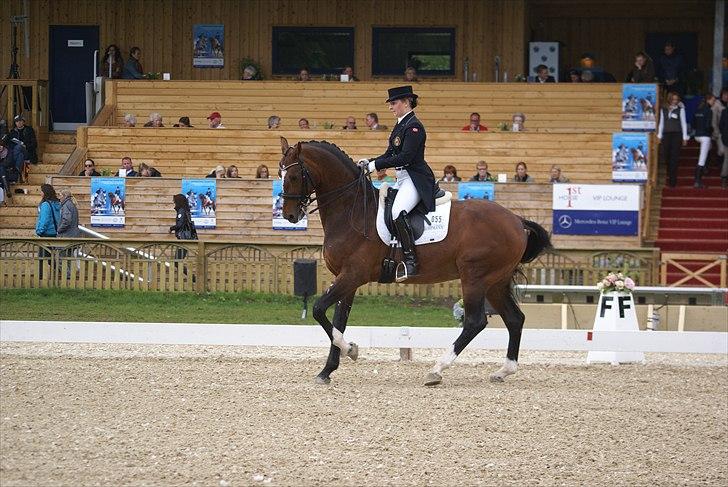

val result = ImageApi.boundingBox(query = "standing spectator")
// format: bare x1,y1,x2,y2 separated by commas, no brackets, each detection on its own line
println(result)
123,47,144,79
101,44,124,79
470,160,493,181
138,162,162,177
173,116,193,128
568,69,581,82
462,113,488,132
513,161,534,182
439,165,461,182
657,91,689,188
404,66,418,82
268,115,281,129
226,165,240,178
79,158,101,176
10,114,37,164
206,165,226,178
298,68,311,81
656,41,686,95
123,113,137,127
529,64,555,83
711,90,726,181
343,116,357,130
341,66,358,81
143,112,164,127
720,107,728,188
255,164,270,178
169,193,197,242
298,118,310,129
511,112,526,132
625,51,655,83
35,184,61,237
691,95,713,188
57,189,80,238
116,156,139,177
207,112,225,129
549,165,570,183
365,112,387,131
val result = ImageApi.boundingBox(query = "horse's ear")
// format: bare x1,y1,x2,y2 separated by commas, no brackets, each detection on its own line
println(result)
294,142,302,158
280,137,289,155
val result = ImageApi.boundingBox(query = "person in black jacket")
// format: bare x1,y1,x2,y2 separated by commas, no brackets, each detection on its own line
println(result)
358,85,438,282
169,193,197,263
9,115,37,164
691,95,713,188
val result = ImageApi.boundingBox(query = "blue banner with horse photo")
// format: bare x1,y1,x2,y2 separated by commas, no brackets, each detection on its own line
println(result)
612,132,649,182
621,84,657,131
181,179,216,228
457,181,495,201
193,24,224,68
272,179,307,230
90,177,126,227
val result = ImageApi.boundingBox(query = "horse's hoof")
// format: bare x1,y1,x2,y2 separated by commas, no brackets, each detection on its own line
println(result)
489,372,505,383
314,375,331,385
347,342,359,361
424,372,442,386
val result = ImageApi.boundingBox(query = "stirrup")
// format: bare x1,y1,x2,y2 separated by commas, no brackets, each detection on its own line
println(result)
395,261,418,282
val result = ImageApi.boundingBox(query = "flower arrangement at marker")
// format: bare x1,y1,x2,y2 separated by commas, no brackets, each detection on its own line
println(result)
596,272,635,294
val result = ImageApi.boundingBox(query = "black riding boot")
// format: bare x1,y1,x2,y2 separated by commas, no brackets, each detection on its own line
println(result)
694,165,705,188
394,210,419,282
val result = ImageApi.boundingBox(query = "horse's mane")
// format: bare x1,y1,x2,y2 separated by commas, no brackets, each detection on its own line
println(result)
303,140,360,177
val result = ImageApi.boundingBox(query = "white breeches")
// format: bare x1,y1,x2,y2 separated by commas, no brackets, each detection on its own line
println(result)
392,169,420,216
695,136,711,167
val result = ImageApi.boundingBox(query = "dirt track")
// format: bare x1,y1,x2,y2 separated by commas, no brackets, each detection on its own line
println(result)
1,344,726,486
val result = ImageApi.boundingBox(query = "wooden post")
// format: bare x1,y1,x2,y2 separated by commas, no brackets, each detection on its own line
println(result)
195,240,206,293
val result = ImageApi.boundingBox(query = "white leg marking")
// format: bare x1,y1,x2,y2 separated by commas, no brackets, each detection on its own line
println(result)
332,328,349,354
431,345,457,375
490,358,518,382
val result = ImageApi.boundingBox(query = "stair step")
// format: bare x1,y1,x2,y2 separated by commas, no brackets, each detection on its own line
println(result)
48,132,76,144
42,153,70,164
661,187,728,198
43,142,75,153
656,239,728,252
660,195,728,207
659,217,728,229
657,207,728,219
657,228,728,240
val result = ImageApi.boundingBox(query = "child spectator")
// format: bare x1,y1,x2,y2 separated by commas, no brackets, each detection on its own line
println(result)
79,158,101,176
513,161,533,182
439,165,462,182
470,160,494,181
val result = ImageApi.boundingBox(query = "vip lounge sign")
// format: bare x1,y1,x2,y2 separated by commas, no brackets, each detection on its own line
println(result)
552,184,640,236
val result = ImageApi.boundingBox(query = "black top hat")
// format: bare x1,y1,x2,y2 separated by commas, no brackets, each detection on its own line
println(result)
386,85,418,103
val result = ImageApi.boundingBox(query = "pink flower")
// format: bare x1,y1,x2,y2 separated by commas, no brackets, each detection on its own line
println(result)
624,277,635,290
602,278,611,287
607,274,617,284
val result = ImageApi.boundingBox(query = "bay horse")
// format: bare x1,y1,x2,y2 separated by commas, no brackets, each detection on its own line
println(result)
278,137,551,386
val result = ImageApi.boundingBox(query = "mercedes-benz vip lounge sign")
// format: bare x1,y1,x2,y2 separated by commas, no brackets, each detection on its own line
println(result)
552,184,640,236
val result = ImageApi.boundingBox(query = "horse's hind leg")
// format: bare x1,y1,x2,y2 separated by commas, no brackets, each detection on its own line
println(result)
486,282,524,382
316,291,355,385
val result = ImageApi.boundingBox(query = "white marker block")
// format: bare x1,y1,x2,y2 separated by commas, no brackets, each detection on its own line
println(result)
587,291,645,365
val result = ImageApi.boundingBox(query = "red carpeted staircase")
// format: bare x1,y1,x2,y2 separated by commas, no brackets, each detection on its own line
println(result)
656,143,728,286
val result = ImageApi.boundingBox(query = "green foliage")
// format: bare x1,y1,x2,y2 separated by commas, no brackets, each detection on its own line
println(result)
496,121,511,131
322,121,336,129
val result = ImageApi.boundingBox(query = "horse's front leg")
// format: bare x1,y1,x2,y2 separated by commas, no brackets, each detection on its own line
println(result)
316,291,355,385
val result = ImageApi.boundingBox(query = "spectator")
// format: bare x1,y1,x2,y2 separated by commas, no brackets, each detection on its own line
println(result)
580,70,595,83
79,158,101,176
720,106,728,188
298,118,310,129
298,68,311,82
511,112,526,132
711,89,726,182
143,112,164,127
206,165,226,178
578,53,615,82
529,64,555,83
169,193,197,242
207,112,225,129
549,165,570,183
268,115,281,129
568,69,581,82
101,44,124,79
656,41,686,95
513,161,533,182
122,47,144,79
439,165,462,182
343,116,357,130
625,51,655,83
470,160,494,182
404,66,418,82
341,66,358,81
242,64,258,80
462,112,488,132
173,116,193,128
365,112,387,131
10,114,37,164
116,156,138,177
35,183,61,237
138,162,162,177
4,128,29,180
123,113,137,127
226,165,240,178
691,95,713,188
657,91,689,188
57,188,80,238
0,135,20,197
255,164,270,178
374,168,395,183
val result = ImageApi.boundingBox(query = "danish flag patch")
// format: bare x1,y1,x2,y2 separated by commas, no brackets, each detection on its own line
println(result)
411,127,419,132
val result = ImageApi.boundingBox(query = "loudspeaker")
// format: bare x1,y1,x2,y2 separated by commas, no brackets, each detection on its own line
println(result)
293,259,317,297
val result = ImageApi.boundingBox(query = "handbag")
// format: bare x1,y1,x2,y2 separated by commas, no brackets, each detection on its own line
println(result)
178,212,198,240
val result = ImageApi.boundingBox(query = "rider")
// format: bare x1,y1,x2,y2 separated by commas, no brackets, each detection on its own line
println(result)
358,85,438,282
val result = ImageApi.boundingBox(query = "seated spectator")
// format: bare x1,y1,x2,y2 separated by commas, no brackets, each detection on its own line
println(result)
568,69,581,82
35,184,61,237
256,164,270,178
470,160,494,181
226,165,240,178
122,47,144,79
365,113,387,131
4,128,30,180
173,116,193,128
343,116,357,130
116,156,138,177
513,161,533,182
298,68,311,81
511,112,526,132
341,66,358,81
10,115,37,164
79,158,101,176
102,44,124,79
123,113,137,127
242,64,258,80
529,64,555,83
139,162,162,177
0,135,20,197
206,165,227,179
143,112,164,127
580,70,595,82
207,112,225,129
298,118,310,129
268,115,281,129
626,51,655,83
57,188,80,238
549,165,570,183
463,112,488,132
578,52,616,82
439,165,462,182
404,66,418,82
374,168,395,183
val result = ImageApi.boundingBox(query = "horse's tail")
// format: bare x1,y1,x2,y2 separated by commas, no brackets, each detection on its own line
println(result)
520,219,552,264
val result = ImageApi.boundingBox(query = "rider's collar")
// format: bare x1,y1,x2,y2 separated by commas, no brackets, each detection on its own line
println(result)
397,110,413,124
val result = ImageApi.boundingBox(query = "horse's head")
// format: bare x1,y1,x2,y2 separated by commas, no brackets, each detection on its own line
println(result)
278,137,312,224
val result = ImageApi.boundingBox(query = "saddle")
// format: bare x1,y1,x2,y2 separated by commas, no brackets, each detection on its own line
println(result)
382,186,447,241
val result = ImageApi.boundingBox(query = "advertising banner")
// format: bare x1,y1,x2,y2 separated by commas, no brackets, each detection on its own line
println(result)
90,177,126,227
457,182,495,201
273,180,307,230
612,132,649,182
621,84,657,131
552,184,640,236
193,24,224,68
181,179,216,228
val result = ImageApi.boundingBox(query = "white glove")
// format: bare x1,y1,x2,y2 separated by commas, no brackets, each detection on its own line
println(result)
357,159,371,172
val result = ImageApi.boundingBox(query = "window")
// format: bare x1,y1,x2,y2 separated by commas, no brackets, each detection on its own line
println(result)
272,27,354,75
372,27,455,76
